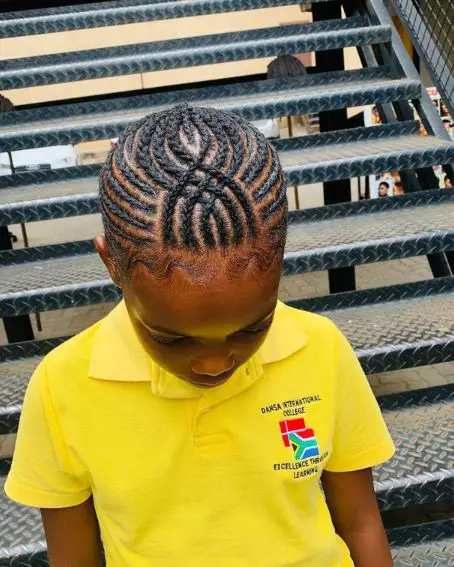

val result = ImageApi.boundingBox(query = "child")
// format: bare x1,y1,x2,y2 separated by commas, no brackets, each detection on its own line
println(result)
6,105,395,567
393,181,405,197
377,181,390,198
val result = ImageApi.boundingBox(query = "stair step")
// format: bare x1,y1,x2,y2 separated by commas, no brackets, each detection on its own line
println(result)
1,372,452,512
1,190,454,314
0,509,451,567
2,122,452,223
0,0,331,38
0,172,100,224
290,277,454,374
1,277,454,433
0,476,46,566
0,67,420,151
4,122,453,225
0,513,452,567
389,520,454,567
0,356,38,434
0,338,78,437
285,188,454,273
0,17,389,90
376,384,454,511
0,243,116,318
0,389,452,565
278,130,454,186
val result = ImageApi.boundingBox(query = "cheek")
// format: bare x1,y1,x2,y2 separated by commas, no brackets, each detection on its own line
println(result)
138,334,188,369
229,333,269,362
132,326,182,368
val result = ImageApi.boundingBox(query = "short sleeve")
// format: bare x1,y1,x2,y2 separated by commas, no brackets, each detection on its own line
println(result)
325,326,395,473
5,359,91,508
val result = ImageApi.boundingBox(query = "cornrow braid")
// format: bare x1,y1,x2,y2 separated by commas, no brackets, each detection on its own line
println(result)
99,104,287,274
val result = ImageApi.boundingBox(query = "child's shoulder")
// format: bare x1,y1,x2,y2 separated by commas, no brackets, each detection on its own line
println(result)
41,315,106,382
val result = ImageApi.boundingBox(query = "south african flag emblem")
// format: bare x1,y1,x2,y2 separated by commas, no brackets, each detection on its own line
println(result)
280,418,320,461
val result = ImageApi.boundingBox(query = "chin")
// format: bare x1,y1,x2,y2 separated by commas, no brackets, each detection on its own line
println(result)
182,368,237,389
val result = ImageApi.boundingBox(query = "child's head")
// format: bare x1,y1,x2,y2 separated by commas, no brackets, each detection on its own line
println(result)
96,105,287,388
393,180,404,196
378,181,390,197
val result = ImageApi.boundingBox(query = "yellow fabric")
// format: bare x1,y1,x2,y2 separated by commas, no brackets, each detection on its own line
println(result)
6,300,394,567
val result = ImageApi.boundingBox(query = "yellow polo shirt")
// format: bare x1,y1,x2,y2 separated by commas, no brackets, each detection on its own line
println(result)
6,300,394,567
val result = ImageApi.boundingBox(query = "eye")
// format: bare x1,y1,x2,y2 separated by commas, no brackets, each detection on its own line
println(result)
233,318,273,337
149,333,186,345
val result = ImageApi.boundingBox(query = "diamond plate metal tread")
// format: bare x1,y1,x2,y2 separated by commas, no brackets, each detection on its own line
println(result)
0,251,121,317
284,190,454,273
375,384,454,511
276,119,421,151
0,478,46,567
389,519,454,548
288,187,454,222
0,240,96,267
0,359,452,523
0,68,420,152
2,122,417,224
1,329,453,516
0,357,40,435
0,165,99,190
0,364,453,562
0,176,99,225
0,337,68,364
393,539,454,566
2,187,454,300
0,66,396,128
0,514,452,567
0,258,453,370
0,339,66,434
289,277,454,373
0,121,414,188
0,18,390,90
0,510,451,567
322,284,454,375
5,122,453,225
289,275,454,313
0,0,330,38
279,133,454,185
390,520,454,567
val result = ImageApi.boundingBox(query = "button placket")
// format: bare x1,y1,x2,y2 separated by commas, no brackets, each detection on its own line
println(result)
194,398,213,428
192,398,208,440
193,397,231,449
192,361,262,448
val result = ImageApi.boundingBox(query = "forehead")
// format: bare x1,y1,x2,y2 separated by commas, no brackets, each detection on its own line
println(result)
123,259,280,336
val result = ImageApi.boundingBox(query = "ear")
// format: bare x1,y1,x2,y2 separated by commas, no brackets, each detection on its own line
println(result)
94,235,122,288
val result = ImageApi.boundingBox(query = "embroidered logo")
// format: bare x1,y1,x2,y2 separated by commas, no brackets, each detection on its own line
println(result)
280,418,320,461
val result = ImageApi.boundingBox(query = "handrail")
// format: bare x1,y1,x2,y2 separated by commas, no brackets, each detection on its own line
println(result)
390,0,454,119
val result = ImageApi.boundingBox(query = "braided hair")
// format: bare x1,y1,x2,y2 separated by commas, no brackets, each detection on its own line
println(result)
99,105,287,279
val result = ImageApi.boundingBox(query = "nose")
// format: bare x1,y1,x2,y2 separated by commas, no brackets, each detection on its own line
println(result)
191,355,235,377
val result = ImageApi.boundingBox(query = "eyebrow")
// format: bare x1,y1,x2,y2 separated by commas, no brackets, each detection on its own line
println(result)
142,306,276,338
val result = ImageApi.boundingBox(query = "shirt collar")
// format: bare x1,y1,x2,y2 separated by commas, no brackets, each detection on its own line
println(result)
89,299,307,399
258,300,308,365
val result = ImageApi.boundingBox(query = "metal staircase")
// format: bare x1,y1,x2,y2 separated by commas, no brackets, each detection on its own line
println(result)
0,0,453,565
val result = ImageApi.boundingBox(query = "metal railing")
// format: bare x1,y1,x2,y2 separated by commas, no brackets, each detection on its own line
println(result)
391,0,454,119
